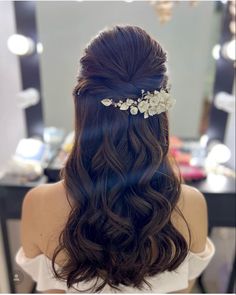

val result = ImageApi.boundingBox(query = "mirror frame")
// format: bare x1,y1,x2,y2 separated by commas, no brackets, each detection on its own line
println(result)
14,1,44,138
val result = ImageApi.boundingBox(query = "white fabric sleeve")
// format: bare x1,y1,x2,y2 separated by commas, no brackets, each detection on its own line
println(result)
188,237,215,280
15,247,68,291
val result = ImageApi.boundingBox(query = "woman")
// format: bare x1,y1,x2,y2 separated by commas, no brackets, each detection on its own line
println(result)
16,25,215,293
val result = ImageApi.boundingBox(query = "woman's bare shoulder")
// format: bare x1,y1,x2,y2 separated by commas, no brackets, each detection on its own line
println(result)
23,180,71,211
24,180,66,200
177,184,208,214
175,184,208,252
21,181,72,257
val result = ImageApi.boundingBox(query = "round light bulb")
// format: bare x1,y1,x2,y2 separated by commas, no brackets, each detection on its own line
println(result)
208,143,231,164
7,34,35,56
37,42,43,54
222,39,236,61
212,44,221,60
229,21,236,35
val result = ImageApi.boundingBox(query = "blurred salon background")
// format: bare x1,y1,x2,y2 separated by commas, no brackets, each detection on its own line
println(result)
0,0,235,293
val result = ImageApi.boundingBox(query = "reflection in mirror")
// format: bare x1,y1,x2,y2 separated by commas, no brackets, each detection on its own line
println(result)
36,1,222,138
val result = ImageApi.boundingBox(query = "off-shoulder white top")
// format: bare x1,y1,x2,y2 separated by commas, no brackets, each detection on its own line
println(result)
15,237,215,293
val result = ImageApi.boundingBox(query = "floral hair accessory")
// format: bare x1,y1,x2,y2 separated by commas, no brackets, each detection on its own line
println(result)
100,88,176,119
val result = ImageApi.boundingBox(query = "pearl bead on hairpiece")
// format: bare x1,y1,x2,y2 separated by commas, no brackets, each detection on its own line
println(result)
100,88,176,119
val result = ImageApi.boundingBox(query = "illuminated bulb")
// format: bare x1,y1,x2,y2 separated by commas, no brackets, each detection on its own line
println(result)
229,2,236,15
220,0,228,4
214,92,235,113
206,174,227,192
222,39,236,61
124,0,134,2
7,34,35,56
37,42,43,54
212,44,221,60
229,21,236,34
208,144,231,164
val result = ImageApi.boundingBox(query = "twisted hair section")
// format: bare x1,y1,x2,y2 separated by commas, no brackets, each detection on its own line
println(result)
52,25,190,292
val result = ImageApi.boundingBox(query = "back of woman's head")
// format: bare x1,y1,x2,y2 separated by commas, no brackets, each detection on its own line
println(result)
52,25,190,292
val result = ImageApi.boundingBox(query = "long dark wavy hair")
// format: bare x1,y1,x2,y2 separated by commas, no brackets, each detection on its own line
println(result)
52,25,191,293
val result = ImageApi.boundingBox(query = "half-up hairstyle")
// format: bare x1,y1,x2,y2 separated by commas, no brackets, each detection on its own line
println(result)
52,25,191,292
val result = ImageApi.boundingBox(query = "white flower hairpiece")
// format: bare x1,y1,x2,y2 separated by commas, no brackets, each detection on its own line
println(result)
100,88,176,119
